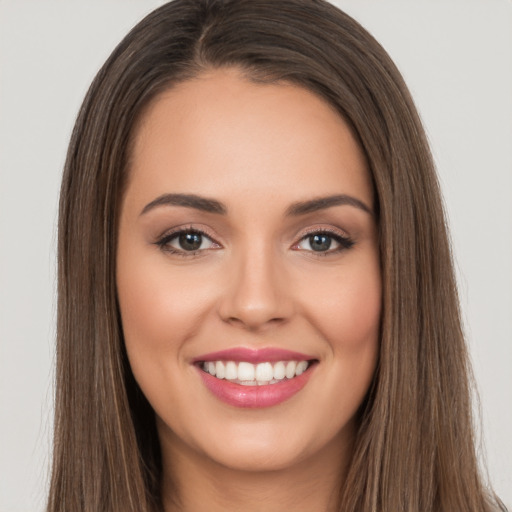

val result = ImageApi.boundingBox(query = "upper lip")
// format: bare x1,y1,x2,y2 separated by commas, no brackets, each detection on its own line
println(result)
192,347,316,364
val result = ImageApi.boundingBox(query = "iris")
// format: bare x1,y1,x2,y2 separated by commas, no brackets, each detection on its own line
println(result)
309,234,332,252
179,232,202,251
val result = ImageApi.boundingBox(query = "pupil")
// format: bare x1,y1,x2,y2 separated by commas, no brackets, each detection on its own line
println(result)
179,232,202,251
310,234,331,252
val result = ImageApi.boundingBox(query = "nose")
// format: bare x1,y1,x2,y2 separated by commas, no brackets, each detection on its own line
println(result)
217,243,294,331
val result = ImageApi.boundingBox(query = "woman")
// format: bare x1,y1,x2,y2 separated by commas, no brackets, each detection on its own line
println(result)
47,0,505,510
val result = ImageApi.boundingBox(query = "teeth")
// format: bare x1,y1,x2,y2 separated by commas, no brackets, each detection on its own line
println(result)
296,361,308,375
285,361,296,379
238,361,255,381
201,360,311,385
215,361,225,379
225,361,237,380
255,362,273,381
273,361,285,380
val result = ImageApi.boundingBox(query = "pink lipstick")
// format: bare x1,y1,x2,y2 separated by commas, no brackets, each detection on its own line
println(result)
193,347,313,364
193,348,317,408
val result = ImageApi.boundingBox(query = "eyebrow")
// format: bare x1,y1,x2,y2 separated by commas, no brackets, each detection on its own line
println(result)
140,193,227,216
140,193,373,217
284,194,373,217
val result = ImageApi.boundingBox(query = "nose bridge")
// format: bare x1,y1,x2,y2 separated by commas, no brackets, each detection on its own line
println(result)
218,236,292,330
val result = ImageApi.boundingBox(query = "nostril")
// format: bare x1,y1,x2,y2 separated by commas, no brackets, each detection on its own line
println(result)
224,314,287,331
216,259,295,329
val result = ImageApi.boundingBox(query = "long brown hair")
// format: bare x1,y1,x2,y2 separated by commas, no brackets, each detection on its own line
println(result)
48,1,504,510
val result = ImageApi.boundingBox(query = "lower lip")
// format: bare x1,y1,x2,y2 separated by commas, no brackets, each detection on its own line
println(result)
196,364,315,408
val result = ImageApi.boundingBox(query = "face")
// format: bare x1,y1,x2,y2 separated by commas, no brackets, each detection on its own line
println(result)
117,68,381,474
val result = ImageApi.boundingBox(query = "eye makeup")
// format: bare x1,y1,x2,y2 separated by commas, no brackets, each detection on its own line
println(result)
154,224,355,258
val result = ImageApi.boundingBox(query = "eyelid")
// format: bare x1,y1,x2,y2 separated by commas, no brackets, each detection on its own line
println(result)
295,225,350,240
154,224,223,255
291,226,354,253
153,223,354,257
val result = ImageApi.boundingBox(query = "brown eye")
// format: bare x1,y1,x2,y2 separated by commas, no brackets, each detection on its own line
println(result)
178,232,203,251
157,229,219,255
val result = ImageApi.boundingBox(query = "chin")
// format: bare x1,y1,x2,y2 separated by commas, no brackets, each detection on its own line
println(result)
205,437,308,473
157,409,353,476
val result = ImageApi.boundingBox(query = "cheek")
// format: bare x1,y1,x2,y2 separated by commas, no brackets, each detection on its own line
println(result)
332,271,381,353
116,257,219,434
299,254,381,355
118,268,176,357
296,253,381,415
117,245,218,348
116,246,210,393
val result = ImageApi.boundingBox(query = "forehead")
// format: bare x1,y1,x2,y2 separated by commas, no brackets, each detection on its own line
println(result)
127,68,372,211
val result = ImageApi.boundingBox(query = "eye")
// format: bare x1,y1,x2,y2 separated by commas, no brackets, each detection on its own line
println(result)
156,229,220,255
294,231,354,254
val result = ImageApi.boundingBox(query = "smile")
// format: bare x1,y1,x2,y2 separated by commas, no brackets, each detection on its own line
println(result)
193,348,318,408
200,360,311,385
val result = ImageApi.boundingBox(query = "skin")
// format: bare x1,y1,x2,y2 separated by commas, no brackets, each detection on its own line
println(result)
117,68,381,512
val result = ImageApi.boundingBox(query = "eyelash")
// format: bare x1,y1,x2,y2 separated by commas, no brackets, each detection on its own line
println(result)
155,226,218,257
294,228,354,256
154,226,354,257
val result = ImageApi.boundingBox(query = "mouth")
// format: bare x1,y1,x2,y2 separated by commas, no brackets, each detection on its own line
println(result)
197,359,315,386
193,348,318,408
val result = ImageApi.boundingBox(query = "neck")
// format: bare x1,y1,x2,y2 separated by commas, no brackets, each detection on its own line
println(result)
160,427,354,512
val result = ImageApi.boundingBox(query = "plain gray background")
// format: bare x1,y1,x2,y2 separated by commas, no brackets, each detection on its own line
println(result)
1,1,511,510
